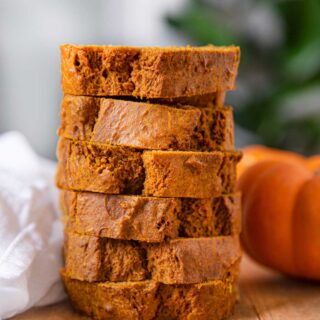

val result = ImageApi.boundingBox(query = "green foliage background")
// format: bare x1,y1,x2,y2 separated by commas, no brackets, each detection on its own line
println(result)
166,0,320,154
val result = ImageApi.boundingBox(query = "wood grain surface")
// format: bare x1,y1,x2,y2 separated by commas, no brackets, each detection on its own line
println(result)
11,255,320,320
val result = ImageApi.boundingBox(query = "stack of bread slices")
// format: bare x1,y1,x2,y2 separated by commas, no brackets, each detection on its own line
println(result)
57,44,241,320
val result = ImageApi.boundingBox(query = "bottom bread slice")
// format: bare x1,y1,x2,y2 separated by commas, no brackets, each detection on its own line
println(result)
62,270,237,320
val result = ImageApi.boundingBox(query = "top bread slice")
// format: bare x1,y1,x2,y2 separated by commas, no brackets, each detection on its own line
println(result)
61,44,240,98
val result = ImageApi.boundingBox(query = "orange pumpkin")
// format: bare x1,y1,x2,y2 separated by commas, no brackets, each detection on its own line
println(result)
306,155,320,172
238,146,320,279
237,145,305,177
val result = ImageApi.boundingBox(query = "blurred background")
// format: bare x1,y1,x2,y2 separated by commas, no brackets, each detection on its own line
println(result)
1,0,319,159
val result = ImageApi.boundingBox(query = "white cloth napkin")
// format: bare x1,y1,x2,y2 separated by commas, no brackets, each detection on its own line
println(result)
0,132,65,319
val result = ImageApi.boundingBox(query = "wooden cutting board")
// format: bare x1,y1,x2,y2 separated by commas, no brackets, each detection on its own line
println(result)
11,256,320,320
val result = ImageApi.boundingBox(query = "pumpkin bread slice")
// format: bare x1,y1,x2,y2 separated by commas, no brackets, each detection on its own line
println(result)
61,44,240,98
56,138,241,198
64,233,241,284
61,190,241,242
59,95,234,151
61,270,237,320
